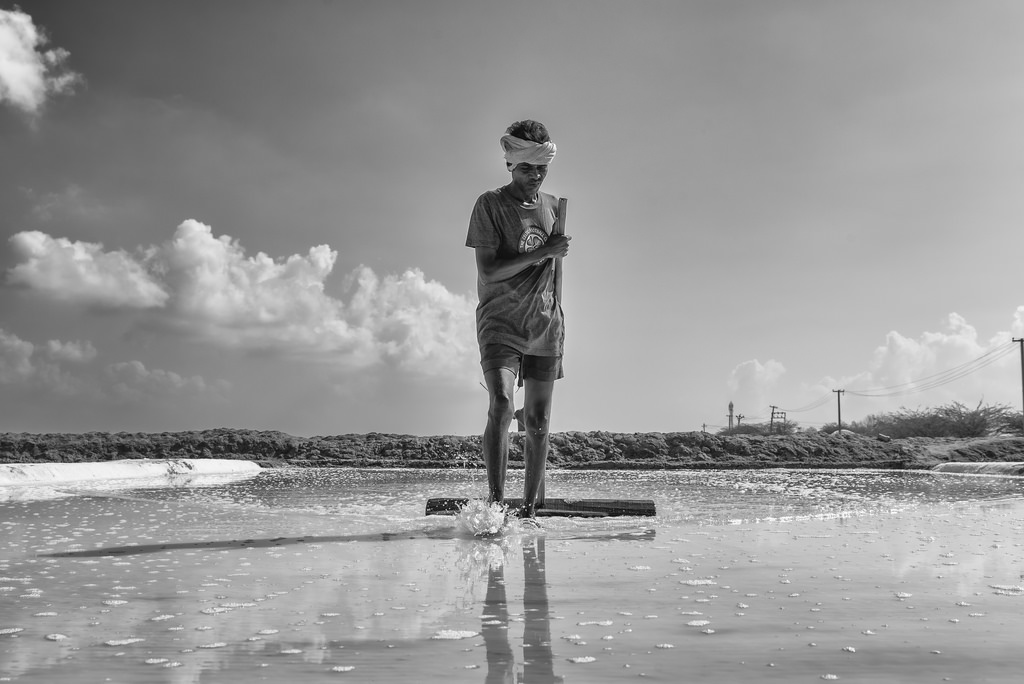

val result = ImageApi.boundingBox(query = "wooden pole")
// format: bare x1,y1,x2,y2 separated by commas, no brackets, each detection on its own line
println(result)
833,389,844,434
533,197,567,508
1015,338,1024,435
426,497,656,517
553,198,567,302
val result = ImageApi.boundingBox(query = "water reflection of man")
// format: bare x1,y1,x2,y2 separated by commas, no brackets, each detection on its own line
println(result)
482,558,514,683
522,536,561,683
481,537,563,683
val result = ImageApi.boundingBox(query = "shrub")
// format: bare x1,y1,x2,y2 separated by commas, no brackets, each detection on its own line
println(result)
823,401,1023,438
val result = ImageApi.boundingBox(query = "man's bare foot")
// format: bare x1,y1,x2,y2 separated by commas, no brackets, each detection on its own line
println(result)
516,503,537,520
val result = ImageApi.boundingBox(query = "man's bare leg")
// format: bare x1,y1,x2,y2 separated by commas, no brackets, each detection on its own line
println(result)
519,377,554,518
516,409,544,506
522,442,547,508
482,367,517,504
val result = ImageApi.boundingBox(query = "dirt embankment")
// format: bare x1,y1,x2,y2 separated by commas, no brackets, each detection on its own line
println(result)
2,428,1022,470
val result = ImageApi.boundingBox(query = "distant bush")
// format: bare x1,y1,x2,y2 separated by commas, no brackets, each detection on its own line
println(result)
822,401,1023,438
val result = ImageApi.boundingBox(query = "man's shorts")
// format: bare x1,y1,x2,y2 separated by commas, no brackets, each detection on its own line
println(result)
480,343,564,382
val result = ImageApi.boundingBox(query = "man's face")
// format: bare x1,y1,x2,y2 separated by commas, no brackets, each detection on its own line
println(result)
510,163,548,198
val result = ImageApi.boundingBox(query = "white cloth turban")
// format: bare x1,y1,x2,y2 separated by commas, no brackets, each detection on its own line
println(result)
500,134,556,169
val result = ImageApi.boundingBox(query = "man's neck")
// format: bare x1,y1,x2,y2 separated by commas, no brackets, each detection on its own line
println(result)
503,184,538,205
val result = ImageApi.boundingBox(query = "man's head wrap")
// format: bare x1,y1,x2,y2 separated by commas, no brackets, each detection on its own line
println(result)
500,134,556,170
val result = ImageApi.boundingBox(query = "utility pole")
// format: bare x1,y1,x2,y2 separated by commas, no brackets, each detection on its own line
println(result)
736,414,744,427
771,407,787,434
1015,339,1024,435
769,405,777,434
832,389,845,434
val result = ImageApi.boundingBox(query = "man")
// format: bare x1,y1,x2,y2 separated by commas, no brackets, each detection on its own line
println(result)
465,119,571,520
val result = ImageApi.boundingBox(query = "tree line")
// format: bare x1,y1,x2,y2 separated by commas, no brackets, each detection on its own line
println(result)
718,401,1024,439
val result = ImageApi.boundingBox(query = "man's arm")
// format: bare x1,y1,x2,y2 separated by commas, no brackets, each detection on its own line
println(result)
475,235,571,284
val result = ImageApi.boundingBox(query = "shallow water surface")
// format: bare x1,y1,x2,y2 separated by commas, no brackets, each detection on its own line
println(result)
2,468,1024,682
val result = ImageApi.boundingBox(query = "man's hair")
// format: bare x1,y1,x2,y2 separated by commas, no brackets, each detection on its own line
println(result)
506,120,550,143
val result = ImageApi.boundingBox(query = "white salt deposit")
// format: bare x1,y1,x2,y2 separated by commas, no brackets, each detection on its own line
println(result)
0,459,261,487
103,637,144,646
932,462,1024,476
430,630,478,640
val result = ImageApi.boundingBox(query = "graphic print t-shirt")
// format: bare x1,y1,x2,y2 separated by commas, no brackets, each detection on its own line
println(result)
465,188,564,356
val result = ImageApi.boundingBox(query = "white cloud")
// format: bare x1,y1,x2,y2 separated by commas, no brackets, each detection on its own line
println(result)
44,339,97,364
1011,305,1024,338
0,328,86,394
6,221,479,378
0,8,80,115
346,265,478,374
104,360,223,402
0,328,34,384
6,231,169,308
24,185,109,223
0,327,227,404
160,220,366,353
728,358,786,419
865,313,988,389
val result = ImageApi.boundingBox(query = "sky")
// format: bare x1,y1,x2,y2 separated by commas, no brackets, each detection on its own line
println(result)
2,0,1023,437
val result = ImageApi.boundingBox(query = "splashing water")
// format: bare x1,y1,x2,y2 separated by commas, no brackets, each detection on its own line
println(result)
454,499,509,536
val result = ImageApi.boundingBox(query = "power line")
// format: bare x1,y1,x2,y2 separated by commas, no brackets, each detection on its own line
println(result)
777,342,1018,410
779,394,833,413
847,342,1017,398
